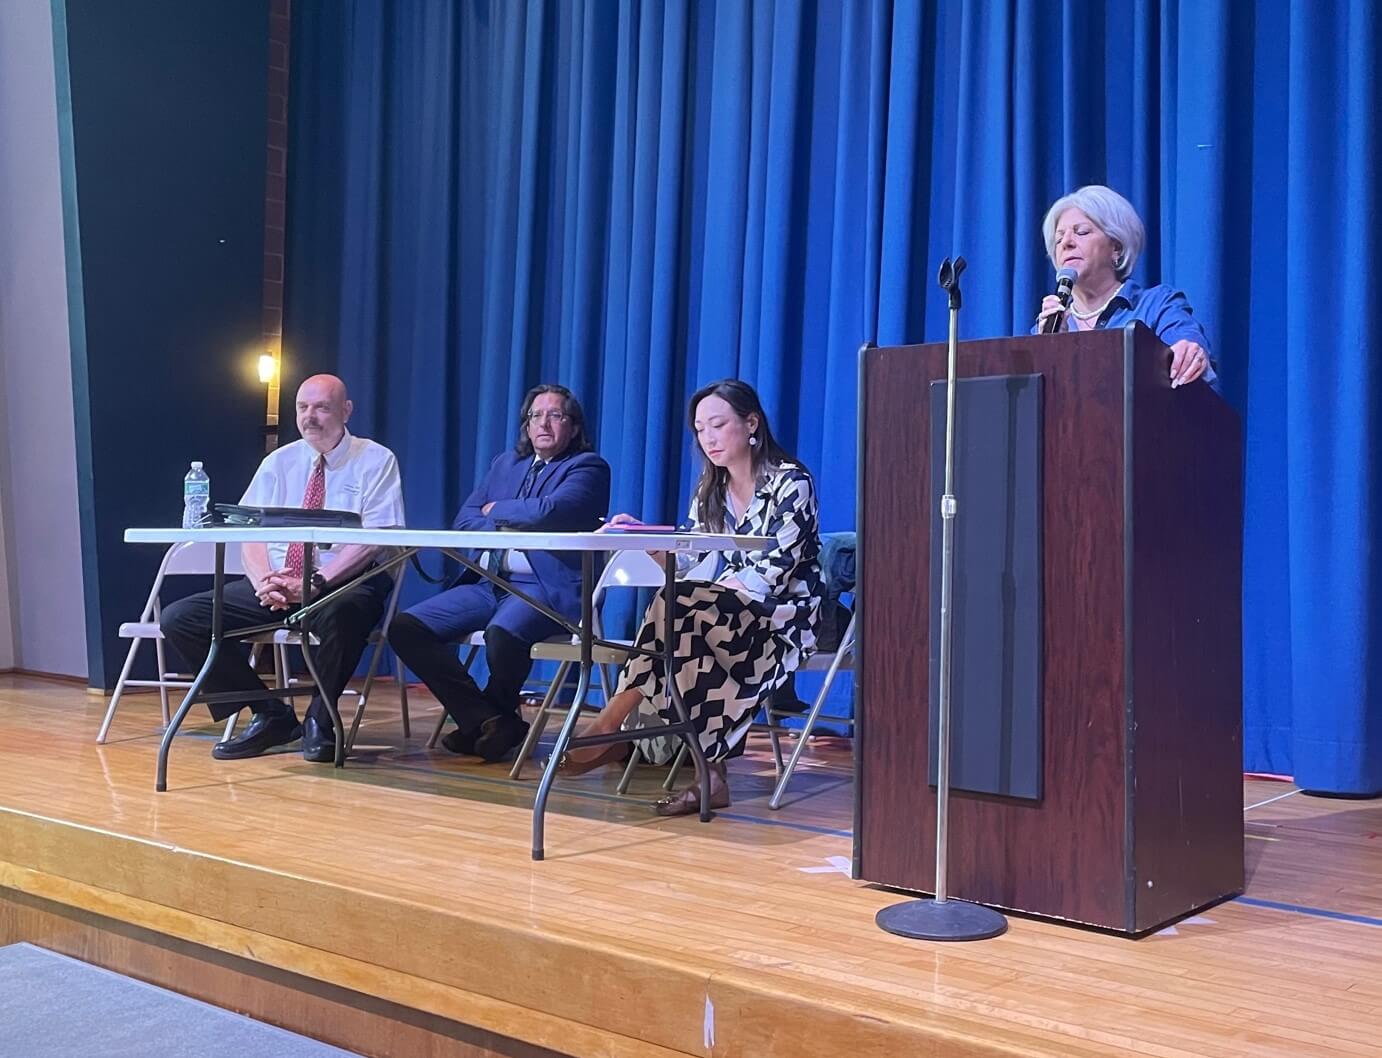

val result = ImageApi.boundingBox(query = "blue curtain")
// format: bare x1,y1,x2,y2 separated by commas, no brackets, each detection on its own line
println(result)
285,0,1381,795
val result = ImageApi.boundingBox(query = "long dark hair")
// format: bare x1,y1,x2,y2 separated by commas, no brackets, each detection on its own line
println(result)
688,379,797,531
515,383,594,458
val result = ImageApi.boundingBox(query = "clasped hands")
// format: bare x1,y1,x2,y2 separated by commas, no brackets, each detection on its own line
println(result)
255,570,310,611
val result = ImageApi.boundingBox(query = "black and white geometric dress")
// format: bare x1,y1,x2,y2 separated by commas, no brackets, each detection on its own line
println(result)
616,462,823,763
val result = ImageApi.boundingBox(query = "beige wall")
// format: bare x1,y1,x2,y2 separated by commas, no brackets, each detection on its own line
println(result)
0,0,87,678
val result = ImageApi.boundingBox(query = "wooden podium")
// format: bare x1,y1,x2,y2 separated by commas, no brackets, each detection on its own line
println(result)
854,324,1243,934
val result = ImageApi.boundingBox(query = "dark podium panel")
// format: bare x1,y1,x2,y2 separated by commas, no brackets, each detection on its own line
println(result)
854,324,1244,934
926,375,1044,801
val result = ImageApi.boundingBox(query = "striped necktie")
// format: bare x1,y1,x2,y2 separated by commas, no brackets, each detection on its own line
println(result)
519,459,546,498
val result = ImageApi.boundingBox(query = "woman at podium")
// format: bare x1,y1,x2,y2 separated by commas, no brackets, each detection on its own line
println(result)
1034,184,1217,390
554,379,823,815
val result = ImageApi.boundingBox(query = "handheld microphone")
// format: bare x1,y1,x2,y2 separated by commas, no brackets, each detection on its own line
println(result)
1042,267,1078,334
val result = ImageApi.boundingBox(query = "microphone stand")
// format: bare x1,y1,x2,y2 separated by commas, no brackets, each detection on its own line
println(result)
875,256,1008,943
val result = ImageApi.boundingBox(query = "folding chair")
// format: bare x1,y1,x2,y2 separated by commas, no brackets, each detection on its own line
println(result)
239,568,411,754
509,549,662,778
96,541,248,743
763,610,856,809
423,631,487,748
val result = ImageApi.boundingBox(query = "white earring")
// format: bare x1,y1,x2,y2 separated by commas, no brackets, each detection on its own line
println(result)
749,436,759,447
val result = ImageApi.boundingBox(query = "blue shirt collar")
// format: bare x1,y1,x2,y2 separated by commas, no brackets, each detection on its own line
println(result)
1111,279,1142,310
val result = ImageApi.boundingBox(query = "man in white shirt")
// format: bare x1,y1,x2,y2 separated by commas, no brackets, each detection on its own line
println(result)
161,374,405,763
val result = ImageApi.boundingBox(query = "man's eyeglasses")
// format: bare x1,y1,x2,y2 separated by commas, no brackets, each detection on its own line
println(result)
526,410,570,424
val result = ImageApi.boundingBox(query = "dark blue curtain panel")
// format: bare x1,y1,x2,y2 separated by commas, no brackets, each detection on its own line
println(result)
284,0,1381,795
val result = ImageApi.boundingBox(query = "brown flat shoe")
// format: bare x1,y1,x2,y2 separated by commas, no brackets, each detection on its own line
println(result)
654,763,731,816
552,742,628,776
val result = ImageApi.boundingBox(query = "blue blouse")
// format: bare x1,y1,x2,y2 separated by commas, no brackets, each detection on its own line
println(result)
1033,280,1218,389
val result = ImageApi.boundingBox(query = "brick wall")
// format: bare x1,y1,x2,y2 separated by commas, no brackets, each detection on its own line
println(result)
262,0,291,451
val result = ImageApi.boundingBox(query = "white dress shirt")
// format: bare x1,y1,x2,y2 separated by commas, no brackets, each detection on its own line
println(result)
499,456,546,576
239,429,405,572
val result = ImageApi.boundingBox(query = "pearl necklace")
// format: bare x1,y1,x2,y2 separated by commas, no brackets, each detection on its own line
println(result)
1070,290,1118,321
1070,296,1116,321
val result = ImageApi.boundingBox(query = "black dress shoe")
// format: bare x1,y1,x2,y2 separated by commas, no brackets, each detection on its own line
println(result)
300,715,336,763
439,727,479,756
474,712,530,763
212,710,301,760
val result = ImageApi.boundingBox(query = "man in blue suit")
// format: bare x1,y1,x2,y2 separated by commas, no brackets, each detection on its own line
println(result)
389,384,610,762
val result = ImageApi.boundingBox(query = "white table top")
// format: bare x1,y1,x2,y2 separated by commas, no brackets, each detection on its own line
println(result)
124,526,769,552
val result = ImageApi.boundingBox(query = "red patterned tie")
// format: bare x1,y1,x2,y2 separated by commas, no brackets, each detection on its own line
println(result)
283,455,326,575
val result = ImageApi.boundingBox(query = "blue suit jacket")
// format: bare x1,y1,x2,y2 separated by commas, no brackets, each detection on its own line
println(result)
452,449,611,621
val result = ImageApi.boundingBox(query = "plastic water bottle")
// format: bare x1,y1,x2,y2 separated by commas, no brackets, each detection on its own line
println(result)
182,462,210,528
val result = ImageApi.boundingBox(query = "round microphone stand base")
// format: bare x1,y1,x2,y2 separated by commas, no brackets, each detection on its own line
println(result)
875,897,1008,942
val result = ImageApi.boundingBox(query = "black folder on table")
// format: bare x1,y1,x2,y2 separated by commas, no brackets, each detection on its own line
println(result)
213,504,362,529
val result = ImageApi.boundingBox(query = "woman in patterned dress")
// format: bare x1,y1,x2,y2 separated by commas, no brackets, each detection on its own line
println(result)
558,379,822,815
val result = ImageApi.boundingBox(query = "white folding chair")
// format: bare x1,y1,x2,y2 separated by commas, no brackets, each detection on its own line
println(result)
509,549,663,779
239,568,411,754
97,541,248,743
763,611,856,809
424,630,487,748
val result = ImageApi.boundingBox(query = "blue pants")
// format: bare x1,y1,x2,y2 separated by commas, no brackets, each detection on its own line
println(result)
388,574,565,736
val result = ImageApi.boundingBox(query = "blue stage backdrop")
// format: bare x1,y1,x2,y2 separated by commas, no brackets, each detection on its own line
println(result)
283,0,1381,795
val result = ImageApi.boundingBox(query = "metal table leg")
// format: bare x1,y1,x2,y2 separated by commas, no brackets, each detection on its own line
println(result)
531,551,595,860
296,543,347,767
528,548,722,856
156,542,224,792
152,544,406,790
660,552,712,822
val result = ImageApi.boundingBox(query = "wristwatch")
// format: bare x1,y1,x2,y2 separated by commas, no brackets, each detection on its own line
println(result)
310,571,328,596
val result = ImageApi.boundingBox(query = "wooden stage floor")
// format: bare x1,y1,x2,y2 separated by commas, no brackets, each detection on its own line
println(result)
1,674,1380,1058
